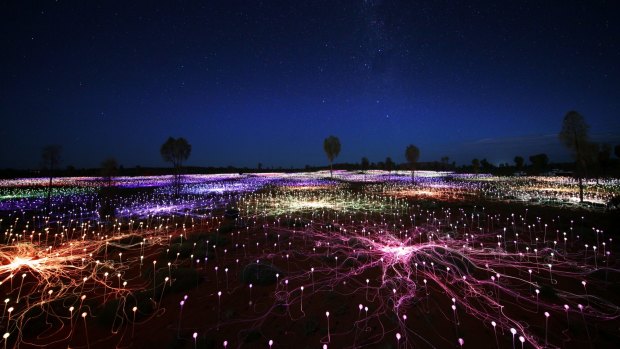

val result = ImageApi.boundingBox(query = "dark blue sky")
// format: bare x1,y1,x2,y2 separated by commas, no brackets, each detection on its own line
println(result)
2,1,619,169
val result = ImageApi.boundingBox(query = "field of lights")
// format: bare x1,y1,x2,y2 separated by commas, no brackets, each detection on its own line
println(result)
0,171,618,349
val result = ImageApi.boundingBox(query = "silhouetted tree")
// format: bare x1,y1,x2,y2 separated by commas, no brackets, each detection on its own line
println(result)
529,153,549,174
257,162,263,171
99,157,118,218
323,135,341,178
559,111,590,202
385,157,395,174
360,156,369,181
41,144,61,212
471,158,480,174
440,156,449,170
480,158,494,173
361,157,369,171
160,137,191,195
615,145,620,159
101,157,118,187
514,156,524,170
405,145,420,182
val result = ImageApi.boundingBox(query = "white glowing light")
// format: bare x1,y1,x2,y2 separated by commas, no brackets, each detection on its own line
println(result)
379,245,415,261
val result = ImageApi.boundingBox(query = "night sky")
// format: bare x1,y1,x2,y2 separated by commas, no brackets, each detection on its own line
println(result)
2,1,619,170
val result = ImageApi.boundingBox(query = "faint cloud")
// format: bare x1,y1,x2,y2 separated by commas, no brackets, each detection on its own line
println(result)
468,130,620,147
467,134,557,146
447,130,620,165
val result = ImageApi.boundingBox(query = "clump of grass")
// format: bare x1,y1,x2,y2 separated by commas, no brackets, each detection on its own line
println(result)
240,263,282,285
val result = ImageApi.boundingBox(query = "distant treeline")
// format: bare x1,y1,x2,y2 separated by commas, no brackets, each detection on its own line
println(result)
3,158,619,179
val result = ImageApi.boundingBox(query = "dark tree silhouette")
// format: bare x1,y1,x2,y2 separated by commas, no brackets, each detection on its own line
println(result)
160,137,191,195
361,156,369,181
99,157,118,218
514,156,524,170
323,135,341,178
440,156,449,170
559,111,590,202
385,156,394,174
480,158,494,173
404,144,420,181
361,157,369,171
41,145,61,212
101,157,118,187
471,158,480,174
615,144,620,159
529,153,549,174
